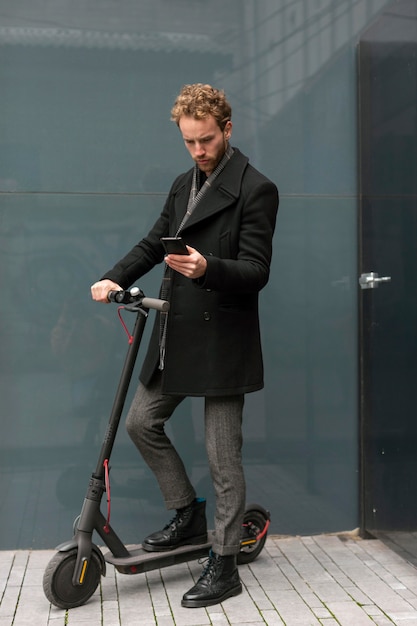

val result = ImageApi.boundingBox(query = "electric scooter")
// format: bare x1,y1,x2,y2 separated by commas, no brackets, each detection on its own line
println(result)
43,288,271,610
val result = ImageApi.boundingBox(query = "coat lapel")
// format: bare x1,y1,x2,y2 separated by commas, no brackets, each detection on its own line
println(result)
173,149,249,233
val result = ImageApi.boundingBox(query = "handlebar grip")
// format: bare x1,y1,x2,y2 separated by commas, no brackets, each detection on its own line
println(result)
141,297,170,312
107,289,169,312
107,290,126,303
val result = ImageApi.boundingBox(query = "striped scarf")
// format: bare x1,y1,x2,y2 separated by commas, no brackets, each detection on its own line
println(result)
159,145,234,370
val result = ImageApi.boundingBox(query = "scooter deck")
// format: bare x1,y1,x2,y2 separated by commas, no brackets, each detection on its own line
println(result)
103,531,214,575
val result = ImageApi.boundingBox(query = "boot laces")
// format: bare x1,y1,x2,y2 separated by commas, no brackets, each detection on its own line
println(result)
164,511,182,530
197,553,218,582
164,505,191,530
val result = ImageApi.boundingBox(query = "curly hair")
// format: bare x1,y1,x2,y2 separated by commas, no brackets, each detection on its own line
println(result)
171,83,232,130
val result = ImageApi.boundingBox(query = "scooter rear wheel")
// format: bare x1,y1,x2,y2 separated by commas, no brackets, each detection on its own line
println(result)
238,504,269,564
43,548,102,609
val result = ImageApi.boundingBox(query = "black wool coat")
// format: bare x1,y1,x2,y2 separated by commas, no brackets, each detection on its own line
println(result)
103,148,279,396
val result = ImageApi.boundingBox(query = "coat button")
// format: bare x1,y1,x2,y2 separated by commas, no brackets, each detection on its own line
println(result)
203,311,211,321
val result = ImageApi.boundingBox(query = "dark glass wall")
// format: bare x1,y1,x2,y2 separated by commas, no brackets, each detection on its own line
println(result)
359,0,417,533
0,0,391,548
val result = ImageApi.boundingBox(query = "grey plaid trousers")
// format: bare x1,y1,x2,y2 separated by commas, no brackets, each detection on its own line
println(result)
125,371,246,555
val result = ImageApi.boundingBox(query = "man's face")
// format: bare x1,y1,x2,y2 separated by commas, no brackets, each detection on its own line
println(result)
178,115,232,176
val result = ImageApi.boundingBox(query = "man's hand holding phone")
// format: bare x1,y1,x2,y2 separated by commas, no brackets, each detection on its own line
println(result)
160,237,190,255
161,237,207,279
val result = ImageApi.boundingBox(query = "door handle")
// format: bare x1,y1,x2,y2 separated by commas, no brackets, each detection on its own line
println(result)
359,272,391,290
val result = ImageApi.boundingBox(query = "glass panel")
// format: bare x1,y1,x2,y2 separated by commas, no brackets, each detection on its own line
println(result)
0,193,165,546
0,192,358,546
0,0,393,548
261,196,358,533
359,0,417,536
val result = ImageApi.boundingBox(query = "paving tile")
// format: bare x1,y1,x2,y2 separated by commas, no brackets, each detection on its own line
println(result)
326,600,376,625
260,609,285,625
0,583,20,620
206,610,229,624
4,536,417,625
262,588,321,625
385,610,417,622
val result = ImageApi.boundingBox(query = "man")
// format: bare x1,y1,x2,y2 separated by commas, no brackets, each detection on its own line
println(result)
91,83,278,608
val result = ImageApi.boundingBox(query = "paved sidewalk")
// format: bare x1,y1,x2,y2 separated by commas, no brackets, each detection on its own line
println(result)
2,534,417,625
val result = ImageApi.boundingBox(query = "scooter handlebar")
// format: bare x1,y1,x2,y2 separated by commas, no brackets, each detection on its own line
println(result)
107,288,170,312
141,297,170,312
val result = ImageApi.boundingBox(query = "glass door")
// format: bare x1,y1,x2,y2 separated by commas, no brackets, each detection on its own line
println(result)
358,2,417,543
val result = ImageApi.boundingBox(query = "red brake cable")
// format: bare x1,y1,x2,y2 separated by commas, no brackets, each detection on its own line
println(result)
103,304,135,534
117,306,134,344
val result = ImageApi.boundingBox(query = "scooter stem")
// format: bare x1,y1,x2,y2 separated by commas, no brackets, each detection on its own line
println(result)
94,306,148,477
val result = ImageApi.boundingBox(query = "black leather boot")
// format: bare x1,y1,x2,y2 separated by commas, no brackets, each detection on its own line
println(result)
142,498,207,552
181,551,242,608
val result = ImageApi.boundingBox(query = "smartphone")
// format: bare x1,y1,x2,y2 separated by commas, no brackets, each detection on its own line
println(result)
160,237,189,255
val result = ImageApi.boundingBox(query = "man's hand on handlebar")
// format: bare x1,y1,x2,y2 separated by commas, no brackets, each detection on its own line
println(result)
91,279,123,303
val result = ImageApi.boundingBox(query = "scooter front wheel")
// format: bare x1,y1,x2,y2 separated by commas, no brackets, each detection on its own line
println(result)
43,548,102,609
